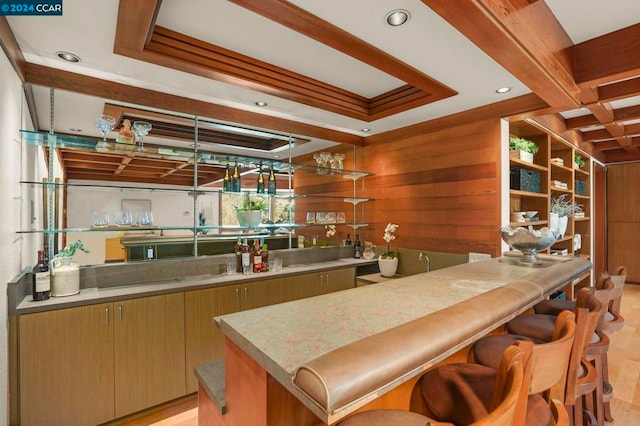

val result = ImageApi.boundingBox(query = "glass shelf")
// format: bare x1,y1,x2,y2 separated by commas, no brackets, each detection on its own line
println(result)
21,130,373,177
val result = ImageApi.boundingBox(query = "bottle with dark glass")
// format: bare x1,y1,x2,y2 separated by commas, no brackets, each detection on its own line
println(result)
354,234,361,258
267,168,277,194
232,161,241,192
235,237,243,273
32,249,50,301
223,164,232,192
345,233,352,246
261,242,269,272
252,239,263,273
257,163,265,194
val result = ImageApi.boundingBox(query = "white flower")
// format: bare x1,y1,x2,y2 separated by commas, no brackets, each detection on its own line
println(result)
383,223,398,244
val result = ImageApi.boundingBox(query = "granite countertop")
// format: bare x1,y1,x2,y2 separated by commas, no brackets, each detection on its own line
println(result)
216,256,591,421
12,258,373,316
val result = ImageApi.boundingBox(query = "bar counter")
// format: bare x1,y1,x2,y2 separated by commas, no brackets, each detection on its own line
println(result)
207,256,591,425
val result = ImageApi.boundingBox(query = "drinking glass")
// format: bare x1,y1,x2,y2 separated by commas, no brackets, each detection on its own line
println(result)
115,210,132,227
137,211,154,226
92,211,110,228
95,115,116,141
132,121,152,149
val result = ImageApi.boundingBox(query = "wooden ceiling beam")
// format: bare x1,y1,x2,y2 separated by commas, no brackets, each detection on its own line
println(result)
422,0,581,109
597,76,640,103
574,23,640,86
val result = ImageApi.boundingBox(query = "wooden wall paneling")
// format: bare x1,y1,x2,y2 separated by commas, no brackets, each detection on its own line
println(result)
607,163,640,282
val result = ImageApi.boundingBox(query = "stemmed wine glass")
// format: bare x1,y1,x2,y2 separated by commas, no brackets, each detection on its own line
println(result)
95,115,116,141
132,121,152,149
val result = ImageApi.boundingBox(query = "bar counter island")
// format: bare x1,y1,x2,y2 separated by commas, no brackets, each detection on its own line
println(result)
199,255,591,425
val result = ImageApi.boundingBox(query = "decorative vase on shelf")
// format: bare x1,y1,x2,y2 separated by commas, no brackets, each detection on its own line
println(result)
236,210,262,227
549,212,568,238
50,256,80,297
378,256,398,277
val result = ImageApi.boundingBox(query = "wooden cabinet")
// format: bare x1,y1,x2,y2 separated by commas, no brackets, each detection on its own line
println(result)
286,268,355,301
184,278,285,392
18,303,115,426
114,293,186,417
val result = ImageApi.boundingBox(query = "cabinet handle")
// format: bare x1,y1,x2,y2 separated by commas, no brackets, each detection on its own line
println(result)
105,307,109,325
326,274,330,287
235,288,240,302
320,275,323,287
118,305,123,322
244,287,248,301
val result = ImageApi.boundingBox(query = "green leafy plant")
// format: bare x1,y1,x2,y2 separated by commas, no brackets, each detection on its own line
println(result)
551,194,582,217
574,154,585,168
233,195,267,211
509,136,539,155
55,240,90,258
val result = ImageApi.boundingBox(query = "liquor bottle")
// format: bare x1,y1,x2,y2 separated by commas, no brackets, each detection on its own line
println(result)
261,243,269,272
354,234,361,258
241,238,251,274
235,237,243,273
252,239,263,273
267,168,277,194
223,164,232,192
32,249,50,301
232,161,241,192
257,164,265,194
345,233,352,246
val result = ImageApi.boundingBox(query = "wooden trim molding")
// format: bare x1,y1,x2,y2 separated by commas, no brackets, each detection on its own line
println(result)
114,0,457,122
0,16,27,81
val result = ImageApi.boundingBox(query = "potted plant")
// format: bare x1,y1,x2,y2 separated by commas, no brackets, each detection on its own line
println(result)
379,223,399,277
574,153,585,169
51,240,90,297
509,136,539,164
234,194,267,227
550,195,582,238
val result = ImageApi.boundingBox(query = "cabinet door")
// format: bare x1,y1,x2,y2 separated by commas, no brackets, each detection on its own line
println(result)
19,303,115,426
325,267,356,294
285,272,322,301
114,293,186,417
184,285,241,393
241,277,286,310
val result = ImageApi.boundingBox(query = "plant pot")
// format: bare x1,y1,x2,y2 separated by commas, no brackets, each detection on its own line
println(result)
50,256,80,297
236,210,262,227
378,256,398,277
519,150,534,163
549,212,568,238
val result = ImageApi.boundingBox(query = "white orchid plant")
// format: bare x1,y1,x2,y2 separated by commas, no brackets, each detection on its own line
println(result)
325,224,336,243
381,223,399,259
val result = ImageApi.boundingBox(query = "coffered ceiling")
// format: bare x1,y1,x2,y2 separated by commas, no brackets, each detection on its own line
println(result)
3,0,640,185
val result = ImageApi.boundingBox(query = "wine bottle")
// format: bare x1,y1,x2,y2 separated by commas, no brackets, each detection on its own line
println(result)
235,237,243,273
267,168,277,194
32,249,50,301
354,234,361,258
253,239,263,273
241,237,251,274
261,243,269,272
257,164,265,193
232,161,241,192
223,164,232,192
345,233,352,246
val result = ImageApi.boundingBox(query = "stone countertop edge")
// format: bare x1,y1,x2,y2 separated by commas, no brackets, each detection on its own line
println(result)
216,257,591,424
194,360,227,415
10,258,374,316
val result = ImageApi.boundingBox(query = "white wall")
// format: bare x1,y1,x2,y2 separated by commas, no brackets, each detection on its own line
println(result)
1,48,41,424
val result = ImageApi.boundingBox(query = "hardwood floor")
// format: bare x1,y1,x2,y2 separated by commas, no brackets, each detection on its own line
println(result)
128,284,640,426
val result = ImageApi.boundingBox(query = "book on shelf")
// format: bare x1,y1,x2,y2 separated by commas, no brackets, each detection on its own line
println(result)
551,248,569,256
551,157,564,165
574,212,585,218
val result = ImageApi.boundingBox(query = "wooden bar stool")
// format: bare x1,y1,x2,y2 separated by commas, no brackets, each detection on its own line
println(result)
467,311,576,425
336,341,532,426
505,288,604,425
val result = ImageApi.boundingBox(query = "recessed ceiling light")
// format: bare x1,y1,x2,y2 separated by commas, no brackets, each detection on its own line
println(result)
69,128,82,133
56,51,81,63
495,87,512,94
385,9,410,27
361,128,371,133
255,101,268,107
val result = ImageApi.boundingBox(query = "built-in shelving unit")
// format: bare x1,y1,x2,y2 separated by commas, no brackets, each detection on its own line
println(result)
508,120,593,290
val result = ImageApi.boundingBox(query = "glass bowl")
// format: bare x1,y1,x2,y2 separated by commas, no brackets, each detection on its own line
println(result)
500,226,558,265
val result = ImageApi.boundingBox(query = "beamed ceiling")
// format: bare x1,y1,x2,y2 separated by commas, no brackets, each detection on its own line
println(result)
3,0,640,186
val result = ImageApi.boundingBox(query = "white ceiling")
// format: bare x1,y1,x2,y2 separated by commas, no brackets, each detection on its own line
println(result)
6,0,640,158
